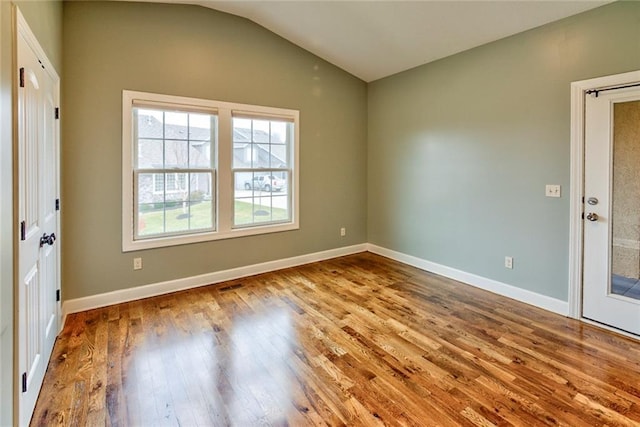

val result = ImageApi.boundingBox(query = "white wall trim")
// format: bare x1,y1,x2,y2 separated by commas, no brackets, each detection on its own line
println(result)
569,80,586,319
568,70,640,320
367,244,569,316
62,244,367,320
63,241,580,326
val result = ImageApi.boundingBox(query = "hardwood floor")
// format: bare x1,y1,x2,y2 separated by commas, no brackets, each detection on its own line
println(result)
32,253,640,426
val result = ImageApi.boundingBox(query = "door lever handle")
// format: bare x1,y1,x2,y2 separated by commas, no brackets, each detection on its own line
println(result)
39,232,56,247
585,212,599,222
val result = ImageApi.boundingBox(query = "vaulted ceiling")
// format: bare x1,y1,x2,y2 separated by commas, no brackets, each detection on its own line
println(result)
132,1,612,82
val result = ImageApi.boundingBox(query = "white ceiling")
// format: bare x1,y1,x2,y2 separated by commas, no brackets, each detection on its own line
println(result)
136,1,612,82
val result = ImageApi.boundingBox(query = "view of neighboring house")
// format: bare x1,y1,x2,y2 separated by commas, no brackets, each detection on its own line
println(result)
232,120,289,187
136,112,212,206
136,112,288,209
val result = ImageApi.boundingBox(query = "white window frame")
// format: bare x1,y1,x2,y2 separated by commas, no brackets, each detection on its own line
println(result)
231,114,295,229
123,90,300,251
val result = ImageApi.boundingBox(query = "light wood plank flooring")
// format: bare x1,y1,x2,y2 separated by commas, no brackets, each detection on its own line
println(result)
32,253,640,426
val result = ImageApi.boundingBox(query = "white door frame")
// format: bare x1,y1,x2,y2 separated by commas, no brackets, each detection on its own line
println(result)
569,70,640,321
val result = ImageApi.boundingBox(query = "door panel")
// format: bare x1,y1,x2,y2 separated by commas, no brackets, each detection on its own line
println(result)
583,87,640,336
21,67,40,239
17,18,60,426
40,53,58,363
23,264,40,382
18,31,45,426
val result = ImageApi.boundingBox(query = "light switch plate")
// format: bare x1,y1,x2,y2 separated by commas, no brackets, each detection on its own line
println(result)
545,184,561,198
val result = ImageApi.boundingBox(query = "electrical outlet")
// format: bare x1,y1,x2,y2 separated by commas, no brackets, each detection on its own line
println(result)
545,184,561,198
133,257,143,270
340,227,346,237
505,256,513,269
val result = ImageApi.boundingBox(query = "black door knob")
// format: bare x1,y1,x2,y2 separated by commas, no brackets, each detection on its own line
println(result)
40,232,56,247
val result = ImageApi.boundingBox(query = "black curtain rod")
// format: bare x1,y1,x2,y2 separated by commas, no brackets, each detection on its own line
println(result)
586,82,640,97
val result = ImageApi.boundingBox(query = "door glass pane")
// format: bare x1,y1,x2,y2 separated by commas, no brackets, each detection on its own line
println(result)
611,100,640,300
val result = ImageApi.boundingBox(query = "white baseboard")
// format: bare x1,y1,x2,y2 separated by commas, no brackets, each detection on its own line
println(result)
367,244,569,316
62,242,570,327
62,244,368,320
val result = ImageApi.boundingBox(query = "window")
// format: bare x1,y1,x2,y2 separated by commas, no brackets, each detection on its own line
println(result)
232,116,293,227
122,91,299,251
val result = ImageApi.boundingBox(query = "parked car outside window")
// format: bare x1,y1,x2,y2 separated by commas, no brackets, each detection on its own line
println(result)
244,175,285,192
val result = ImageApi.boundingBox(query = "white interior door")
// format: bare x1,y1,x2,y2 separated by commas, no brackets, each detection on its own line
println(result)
583,86,640,336
17,10,60,427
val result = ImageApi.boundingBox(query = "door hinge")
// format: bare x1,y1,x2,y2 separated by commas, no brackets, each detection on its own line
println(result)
20,221,26,241
581,212,585,220
55,107,59,120
56,289,61,302
581,196,584,204
22,372,27,393
55,198,60,211
19,67,24,88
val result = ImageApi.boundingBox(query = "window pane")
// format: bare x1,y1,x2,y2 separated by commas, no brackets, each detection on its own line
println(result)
234,199,253,226
137,139,163,169
233,120,252,143
233,118,251,169
165,140,189,168
137,109,164,139
233,197,290,226
232,118,292,170
254,144,271,168
189,113,211,141
252,203,273,224
138,203,164,237
233,142,249,169
190,172,214,231
271,196,289,221
165,200,191,234
189,114,212,168
138,173,159,204
270,121,287,144
233,171,290,227
137,173,167,237
189,200,213,231
137,171,214,238
189,142,211,168
165,112,188,139
189,172,212,203
252,120,270,143
271,145,288,168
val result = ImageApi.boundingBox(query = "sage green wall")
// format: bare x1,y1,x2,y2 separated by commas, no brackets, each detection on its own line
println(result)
15,1,63,71
368,1,640,302
62,1,368,300
0,2,62,423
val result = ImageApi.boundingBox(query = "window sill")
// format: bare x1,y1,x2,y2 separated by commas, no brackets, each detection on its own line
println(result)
122,222,299,252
